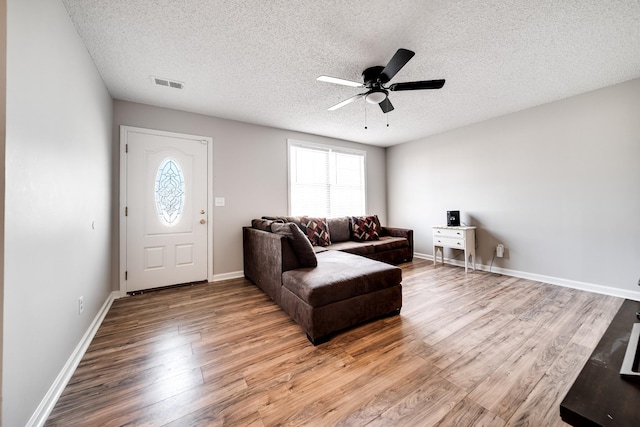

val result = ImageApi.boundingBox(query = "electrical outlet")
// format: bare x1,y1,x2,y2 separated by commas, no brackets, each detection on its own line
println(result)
496,244,505,258
78,296,84,315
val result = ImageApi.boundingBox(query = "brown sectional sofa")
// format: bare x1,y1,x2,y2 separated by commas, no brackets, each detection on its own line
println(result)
243,215,412,344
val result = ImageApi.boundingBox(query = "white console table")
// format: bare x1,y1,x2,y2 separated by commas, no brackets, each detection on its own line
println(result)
433,226,476,273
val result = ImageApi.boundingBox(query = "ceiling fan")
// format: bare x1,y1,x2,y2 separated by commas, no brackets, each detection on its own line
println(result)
317,48,445,114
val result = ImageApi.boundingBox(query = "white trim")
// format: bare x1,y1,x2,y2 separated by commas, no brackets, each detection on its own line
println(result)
27,291,119,427
413,252,640,301
119,126,128,295
212,270,244,282
287,138,367,156
206,133,215,283
413,252,432,261
119,126,214,295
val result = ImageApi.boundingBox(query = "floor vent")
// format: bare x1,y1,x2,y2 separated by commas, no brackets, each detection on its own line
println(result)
151,76,184,89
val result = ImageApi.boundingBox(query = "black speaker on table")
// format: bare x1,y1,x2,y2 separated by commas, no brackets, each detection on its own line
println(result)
447,211,460,227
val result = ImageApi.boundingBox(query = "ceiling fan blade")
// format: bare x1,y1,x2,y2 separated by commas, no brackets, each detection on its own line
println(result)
388,79,446,91
328,93,366,111
380,48,415,82
317,75,364,88
379,97,394,113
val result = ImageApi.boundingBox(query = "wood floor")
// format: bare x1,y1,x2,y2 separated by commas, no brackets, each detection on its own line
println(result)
46,259,622,426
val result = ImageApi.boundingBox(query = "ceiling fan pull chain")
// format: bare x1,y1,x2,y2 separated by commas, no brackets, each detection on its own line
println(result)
387,113,389,128
364,101,368,130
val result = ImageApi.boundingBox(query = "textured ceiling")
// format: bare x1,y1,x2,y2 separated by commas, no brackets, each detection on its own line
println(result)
61,0,640,147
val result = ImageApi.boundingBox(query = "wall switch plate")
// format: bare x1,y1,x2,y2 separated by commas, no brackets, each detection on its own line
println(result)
215,197,225,207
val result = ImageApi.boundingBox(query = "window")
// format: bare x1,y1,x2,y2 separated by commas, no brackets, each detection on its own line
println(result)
155,158,185,226
288,140,366,217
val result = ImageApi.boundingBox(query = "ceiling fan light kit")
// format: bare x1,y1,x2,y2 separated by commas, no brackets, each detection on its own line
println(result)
365,90,387,104
317,48,445,115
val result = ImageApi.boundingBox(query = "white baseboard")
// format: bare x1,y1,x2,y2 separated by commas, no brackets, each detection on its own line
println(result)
413,252,432,261
27,291,118,427
212,270,244,282
413,252,640,301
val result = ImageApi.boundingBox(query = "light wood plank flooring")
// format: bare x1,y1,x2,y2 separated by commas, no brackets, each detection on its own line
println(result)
46,259,622,426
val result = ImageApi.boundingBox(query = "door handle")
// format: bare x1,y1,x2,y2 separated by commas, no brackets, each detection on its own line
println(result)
200,219,206,224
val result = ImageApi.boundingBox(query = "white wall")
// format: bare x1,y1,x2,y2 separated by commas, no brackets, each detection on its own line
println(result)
4,0,113,425
113,100,388,280
387,78,640,297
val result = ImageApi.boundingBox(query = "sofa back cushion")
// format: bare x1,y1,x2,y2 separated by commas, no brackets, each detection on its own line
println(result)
251,218,279,232
327,216,351,242
263,215,301,229
272,222,318,268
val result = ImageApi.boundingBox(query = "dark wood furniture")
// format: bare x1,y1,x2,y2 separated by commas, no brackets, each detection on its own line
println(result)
560,299,640,427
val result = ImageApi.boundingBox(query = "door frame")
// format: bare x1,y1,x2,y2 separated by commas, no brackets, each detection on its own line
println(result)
119,125,214,296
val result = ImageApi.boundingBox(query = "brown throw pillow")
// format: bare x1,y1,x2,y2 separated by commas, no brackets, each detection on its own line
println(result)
300,216,331,246
271,222,318,268
351,216,380,241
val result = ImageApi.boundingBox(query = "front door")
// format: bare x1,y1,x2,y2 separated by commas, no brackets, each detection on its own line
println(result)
123,126,210,292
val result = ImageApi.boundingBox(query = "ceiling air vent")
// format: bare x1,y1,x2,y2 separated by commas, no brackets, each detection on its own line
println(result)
150,76,184,89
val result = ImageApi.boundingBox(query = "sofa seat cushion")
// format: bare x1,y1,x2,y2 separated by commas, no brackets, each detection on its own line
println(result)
312,246,330,254
282,251,402,308
369,236,409,252
324,240,374,255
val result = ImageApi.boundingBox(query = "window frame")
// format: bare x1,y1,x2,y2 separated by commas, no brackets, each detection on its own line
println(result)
287,139,367,218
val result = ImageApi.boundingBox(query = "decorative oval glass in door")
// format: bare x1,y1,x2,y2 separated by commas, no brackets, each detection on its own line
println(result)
155,158,185,226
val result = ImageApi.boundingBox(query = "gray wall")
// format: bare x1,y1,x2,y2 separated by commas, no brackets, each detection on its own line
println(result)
4,0,113,425
113,100,388,280
0,0,6,421
387,78,640,297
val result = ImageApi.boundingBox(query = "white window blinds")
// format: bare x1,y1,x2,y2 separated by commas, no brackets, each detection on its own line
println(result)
288,141,366,218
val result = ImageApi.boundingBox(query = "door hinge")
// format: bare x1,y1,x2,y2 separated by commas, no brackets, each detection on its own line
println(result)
125,206,128,216
125,143,128,153
125,271,128,280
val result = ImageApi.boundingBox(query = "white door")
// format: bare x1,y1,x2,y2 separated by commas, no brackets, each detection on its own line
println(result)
123,127,210,292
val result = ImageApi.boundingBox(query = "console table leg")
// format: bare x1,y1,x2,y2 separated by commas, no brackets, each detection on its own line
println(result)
433,246,444,266
464,250,468,273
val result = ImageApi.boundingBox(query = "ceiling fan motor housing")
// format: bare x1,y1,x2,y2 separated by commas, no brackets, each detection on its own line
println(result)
362,66,387,85
363,65,389,104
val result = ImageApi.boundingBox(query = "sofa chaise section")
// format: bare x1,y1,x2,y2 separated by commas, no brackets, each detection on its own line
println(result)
243,224,404,344
280,250,402,344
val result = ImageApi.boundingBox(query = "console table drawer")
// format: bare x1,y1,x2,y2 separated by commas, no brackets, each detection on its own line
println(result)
434,228,465,239
434,237,464,248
